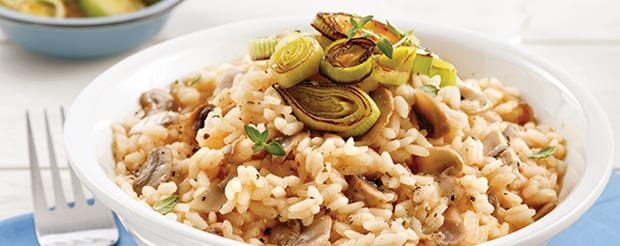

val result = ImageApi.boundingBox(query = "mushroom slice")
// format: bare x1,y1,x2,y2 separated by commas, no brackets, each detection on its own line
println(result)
139,88,174,115
178,103,214,144
498,101,535,125
499,148,527,188
434,207,465,245
487,194,504,221
289,216,332,246
413,147,464,175
134,147,173,192
412,90,451,138
533,202,556,220
213,66,241,95
458,84,492,114
499,148,520,167
129,111,179,135
272,132,310,163
346,175,395,206
502,123,521,141
190,183,227,213
358,87,394,146
191,163,238,213
482,130,508,157
267,220,302,245
220,136,250,165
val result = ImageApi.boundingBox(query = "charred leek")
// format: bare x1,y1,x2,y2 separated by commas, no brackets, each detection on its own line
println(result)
269,36,324,88
412,49,457,87
274,80,380,137
371,46,416,85
319,38,374,83
248,36,278,60
356,76,380,92
311,12,400,43
429,58,457,87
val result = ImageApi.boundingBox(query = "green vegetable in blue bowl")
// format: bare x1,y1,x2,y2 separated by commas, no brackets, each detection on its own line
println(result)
0,0,182,58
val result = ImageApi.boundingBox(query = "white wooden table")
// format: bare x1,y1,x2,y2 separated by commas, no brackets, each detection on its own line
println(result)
1,0,619,219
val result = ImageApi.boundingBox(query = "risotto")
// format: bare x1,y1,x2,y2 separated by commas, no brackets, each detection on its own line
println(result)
111,12,567,245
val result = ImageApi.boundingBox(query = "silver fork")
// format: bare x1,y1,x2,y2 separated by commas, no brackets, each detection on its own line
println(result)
26,108,119,246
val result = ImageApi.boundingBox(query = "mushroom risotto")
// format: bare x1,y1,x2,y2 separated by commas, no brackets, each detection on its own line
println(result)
112,12,567,245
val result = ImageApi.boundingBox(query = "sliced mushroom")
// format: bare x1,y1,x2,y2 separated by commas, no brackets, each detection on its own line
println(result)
346,175,395,206
268,216,332,246
267,220,302,245
129,111,179,135
499,101,535,125
412,90,451,138
139,88,174,115
487,193,504,221
178,104,214,144
220,136,250,165
499,149,527,189
190,184,227,214
134,147,173,192
434,207,465,245
358,87,394,146
213,66,242,96
290,216,332,246
502,123,521,141
533,202,556,220
499,148,520,167
272,132,310,163
191,161,238,213
413,147,464,175
458,84,492,114
482,130,508,157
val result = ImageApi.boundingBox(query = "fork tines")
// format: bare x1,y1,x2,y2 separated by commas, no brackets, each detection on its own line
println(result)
26,107,119,245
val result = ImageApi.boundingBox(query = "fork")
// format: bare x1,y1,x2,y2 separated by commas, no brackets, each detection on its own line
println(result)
26,108,119,246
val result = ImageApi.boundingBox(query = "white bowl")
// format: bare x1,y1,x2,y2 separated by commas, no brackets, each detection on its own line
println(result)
64,16,614,245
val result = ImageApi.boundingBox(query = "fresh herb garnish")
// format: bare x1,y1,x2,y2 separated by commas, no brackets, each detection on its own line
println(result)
345,15,412,59
189,74,201,86
347,15,373,40
244,124,286,156
153,195,177,214
265,141,286,156
386,21,402,38
376,38,394,59
529,146,556,159
420,85,439,97
359,15,373,27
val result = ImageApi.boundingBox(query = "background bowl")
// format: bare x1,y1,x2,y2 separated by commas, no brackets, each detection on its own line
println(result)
64,16,614,245
0,0,183,58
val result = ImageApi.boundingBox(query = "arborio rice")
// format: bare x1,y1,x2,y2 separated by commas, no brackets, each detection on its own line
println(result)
111,13,567,246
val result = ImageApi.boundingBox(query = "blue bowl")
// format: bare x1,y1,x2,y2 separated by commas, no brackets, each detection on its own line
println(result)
0,0,183,59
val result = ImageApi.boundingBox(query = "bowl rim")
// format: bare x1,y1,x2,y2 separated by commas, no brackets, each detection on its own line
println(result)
0,0,183,28
64,16,614,245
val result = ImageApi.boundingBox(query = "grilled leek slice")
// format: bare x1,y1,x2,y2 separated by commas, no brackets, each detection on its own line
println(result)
274,80,380,137
311,12,401,43
371,46,416,85
248,36,278,60
319,38,374,83
412,49,458,87
412,48,433,75
429,58,457,87
269,36,324,88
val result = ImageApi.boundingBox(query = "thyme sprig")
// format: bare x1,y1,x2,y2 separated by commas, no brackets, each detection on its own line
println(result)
346,15,413,59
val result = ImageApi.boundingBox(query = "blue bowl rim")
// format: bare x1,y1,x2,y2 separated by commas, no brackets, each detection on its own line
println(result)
0,0,183,28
